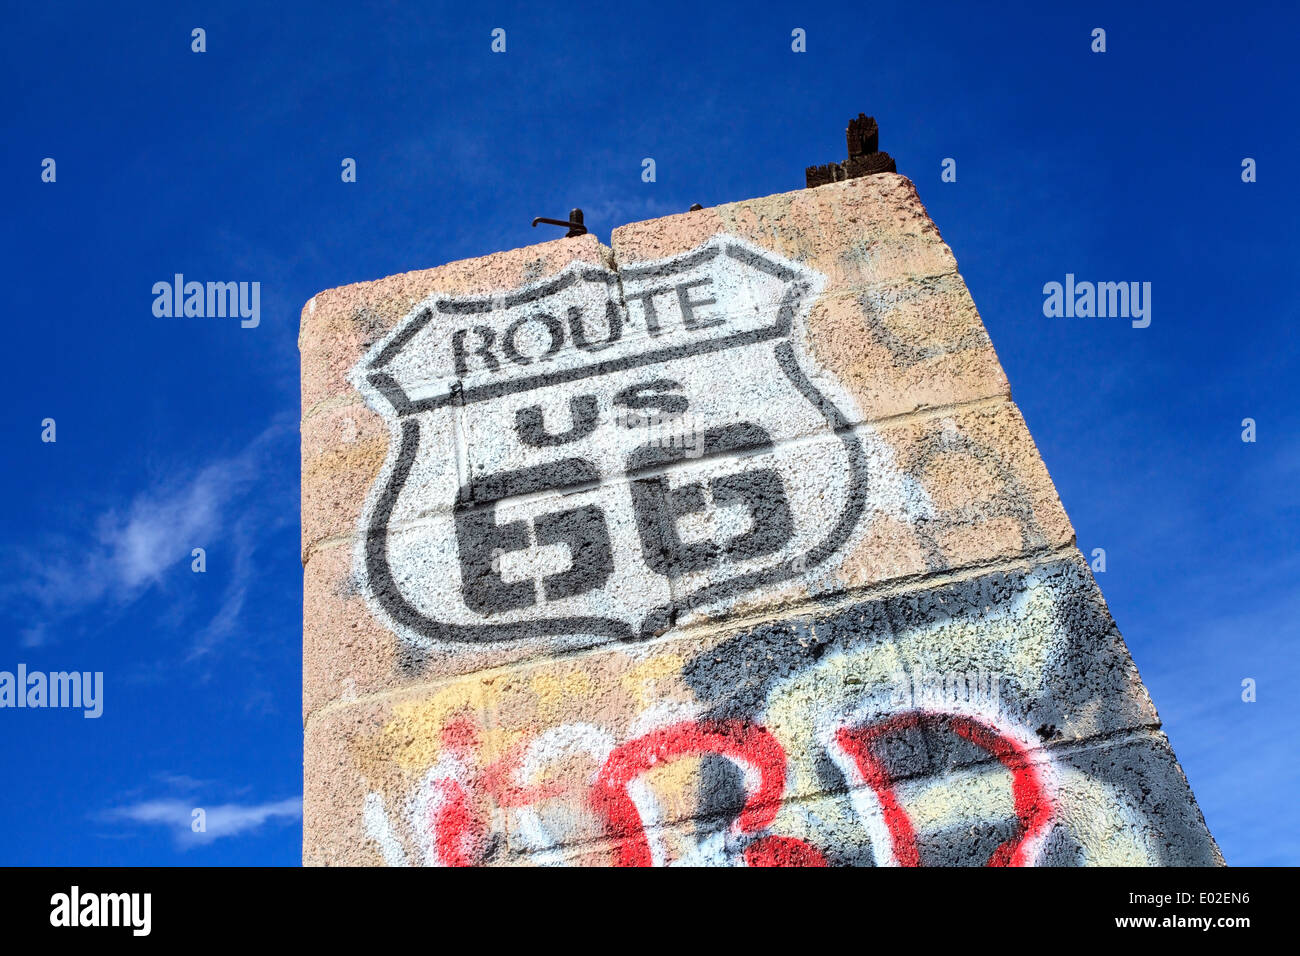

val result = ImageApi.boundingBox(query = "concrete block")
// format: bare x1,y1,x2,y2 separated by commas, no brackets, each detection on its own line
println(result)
611,175,959,290
301,169,1218,865
301,398,1075,718
302,554,1216,866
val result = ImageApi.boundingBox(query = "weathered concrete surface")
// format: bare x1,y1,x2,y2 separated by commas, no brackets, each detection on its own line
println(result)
301,399,1072,717
301,173,1220,865
305,554,1218,866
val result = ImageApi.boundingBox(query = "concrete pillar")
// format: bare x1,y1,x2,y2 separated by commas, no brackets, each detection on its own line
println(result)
300,173,1220,866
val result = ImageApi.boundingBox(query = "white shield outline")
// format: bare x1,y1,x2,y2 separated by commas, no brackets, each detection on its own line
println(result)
348,234,870,649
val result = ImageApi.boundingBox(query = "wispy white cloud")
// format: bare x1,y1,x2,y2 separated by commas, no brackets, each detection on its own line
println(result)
27,434,265,607
187,517,258,663
152,772,210,794
19,624,47,648
5,420,293,654
102,796,301,849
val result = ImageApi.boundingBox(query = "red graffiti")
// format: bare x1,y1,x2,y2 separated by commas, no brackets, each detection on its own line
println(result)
438,716,561,808
590,719,788,867
390,709,1054,866
744,835,829,867
428,778,482,867
423,713,575,865
835,711,1054,867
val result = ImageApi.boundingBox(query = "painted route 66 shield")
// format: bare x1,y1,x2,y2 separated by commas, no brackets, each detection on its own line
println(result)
349,234,869,651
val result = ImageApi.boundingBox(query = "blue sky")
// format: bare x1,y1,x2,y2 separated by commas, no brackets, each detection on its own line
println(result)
1,1,1295,865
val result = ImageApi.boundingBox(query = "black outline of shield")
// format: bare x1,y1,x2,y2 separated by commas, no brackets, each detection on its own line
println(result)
353,236,868,645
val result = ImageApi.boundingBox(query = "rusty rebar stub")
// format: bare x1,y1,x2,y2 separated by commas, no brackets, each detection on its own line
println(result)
806,113,896,187
847,114,879,157
531,208,588,237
